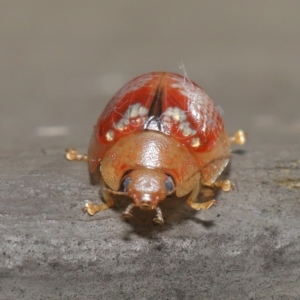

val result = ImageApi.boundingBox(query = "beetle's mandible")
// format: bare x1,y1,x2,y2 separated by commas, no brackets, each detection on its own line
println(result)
66,72,246,224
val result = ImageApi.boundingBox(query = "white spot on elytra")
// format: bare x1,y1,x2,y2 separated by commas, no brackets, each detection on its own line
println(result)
164,107,187,122
139,106,148,116
163,107,196,137
170,74,219,131
105,130,114,141
168,73,221,140
114,103,149,131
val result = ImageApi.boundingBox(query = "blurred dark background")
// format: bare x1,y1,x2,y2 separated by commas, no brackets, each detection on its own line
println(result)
1,1,299,152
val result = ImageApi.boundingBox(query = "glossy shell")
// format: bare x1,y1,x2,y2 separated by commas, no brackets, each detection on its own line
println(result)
88,72,231,191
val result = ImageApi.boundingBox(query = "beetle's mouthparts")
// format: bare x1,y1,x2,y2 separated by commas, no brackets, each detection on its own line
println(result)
139,194,154,209
140,201,152,210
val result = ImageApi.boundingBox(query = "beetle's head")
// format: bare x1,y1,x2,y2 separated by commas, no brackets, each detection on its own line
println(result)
121,169,175,209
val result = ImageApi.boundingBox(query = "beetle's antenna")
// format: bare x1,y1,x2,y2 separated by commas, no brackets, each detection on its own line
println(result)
103,187,129,196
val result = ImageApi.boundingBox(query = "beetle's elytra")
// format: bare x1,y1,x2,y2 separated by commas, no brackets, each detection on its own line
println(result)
66,72,245,224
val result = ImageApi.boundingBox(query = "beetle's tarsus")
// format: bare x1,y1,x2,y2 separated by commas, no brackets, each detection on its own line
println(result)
187,182,217,210
153,207,164,224
65,148,88,162
83,183,115,216
216,179,235,192
187,179,234,211
204,179,235,192
83,200,110,216
229,130,246,145
189,199,216,210
122,203,135,219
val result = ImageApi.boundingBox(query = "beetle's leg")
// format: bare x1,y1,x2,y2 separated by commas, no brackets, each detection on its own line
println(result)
203,180,235,192
65,148,88,162
83,200,111,215
122,203,135,219
153,207,164,225
186,182,216,210
229,130,246,145
83,180,114,215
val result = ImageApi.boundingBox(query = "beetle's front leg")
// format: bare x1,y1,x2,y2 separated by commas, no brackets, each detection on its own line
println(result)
186,182,216,210
153,207,164,224
122,203,135,219
83,180,114,215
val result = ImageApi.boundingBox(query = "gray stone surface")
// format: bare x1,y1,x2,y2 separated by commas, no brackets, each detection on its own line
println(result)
1,1,300,299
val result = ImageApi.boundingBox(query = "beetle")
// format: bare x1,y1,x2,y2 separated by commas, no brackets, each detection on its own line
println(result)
66,72,245,224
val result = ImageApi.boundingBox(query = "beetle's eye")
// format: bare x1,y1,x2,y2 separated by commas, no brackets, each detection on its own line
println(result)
164,176,175,193
121,177,131,192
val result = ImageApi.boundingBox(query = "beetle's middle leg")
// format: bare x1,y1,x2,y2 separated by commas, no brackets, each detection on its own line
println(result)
203,180,235,192
83,180,114,215
186,182,216,210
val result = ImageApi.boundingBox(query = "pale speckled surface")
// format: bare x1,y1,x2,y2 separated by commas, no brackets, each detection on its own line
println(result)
0,1,300,299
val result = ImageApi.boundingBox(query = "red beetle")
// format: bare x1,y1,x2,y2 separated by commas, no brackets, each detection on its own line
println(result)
66,72,245,224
